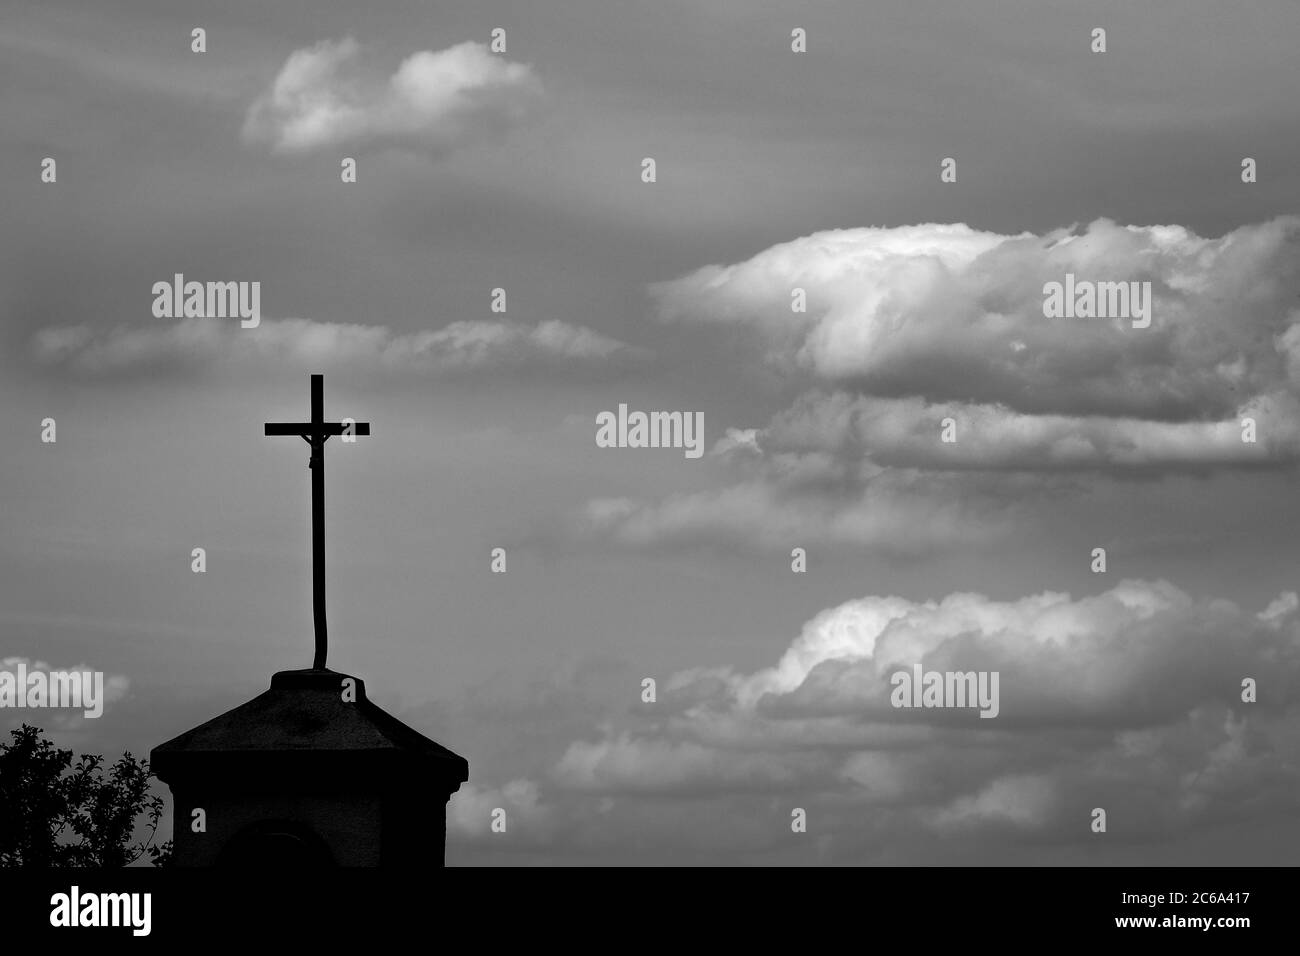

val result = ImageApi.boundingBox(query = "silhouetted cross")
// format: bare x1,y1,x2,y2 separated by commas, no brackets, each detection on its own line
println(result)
264,374,370,670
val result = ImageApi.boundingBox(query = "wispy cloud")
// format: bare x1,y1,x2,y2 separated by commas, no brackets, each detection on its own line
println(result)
31,317,649,378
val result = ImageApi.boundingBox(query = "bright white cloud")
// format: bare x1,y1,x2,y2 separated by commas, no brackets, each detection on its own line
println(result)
587,217,1300,550
545,580,1300,847
650,217,1300,422
241,38,541,154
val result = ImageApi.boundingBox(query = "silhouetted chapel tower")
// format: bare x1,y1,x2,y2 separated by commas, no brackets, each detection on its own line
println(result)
152,375,468,866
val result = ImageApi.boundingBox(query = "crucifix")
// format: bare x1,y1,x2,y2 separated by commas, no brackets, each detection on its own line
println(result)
264,374,370,670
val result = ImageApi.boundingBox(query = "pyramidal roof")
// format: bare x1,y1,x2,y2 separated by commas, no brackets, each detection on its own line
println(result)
151,668,468,783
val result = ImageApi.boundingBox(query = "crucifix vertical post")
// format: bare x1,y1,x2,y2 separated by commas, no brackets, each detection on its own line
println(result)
309,374,326,669
264,374,370,670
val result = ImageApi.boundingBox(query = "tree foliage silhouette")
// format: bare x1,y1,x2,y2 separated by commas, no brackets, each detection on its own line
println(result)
0,724,171,867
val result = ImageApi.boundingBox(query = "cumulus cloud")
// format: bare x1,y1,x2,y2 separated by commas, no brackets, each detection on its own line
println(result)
427,580,1300,862
719,578,1276,726
31,317,648,378
650,217,1300,421
241,38,541,154
584,217,1300,550
542,580,1300,852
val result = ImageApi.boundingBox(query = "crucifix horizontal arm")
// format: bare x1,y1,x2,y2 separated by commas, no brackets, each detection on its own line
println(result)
263,422,372,437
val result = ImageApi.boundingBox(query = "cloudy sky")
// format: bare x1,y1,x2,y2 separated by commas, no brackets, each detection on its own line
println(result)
3,0,1300,865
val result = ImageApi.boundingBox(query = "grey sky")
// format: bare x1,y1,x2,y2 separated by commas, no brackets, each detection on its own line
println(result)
2,0,1299,864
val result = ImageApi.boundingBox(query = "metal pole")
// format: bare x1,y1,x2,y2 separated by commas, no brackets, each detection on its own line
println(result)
310,375,327,670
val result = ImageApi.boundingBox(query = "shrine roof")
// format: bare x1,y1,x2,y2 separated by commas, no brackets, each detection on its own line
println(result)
151,668,468,783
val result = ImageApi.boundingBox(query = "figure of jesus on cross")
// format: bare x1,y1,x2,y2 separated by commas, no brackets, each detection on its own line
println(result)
265,374,369,670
